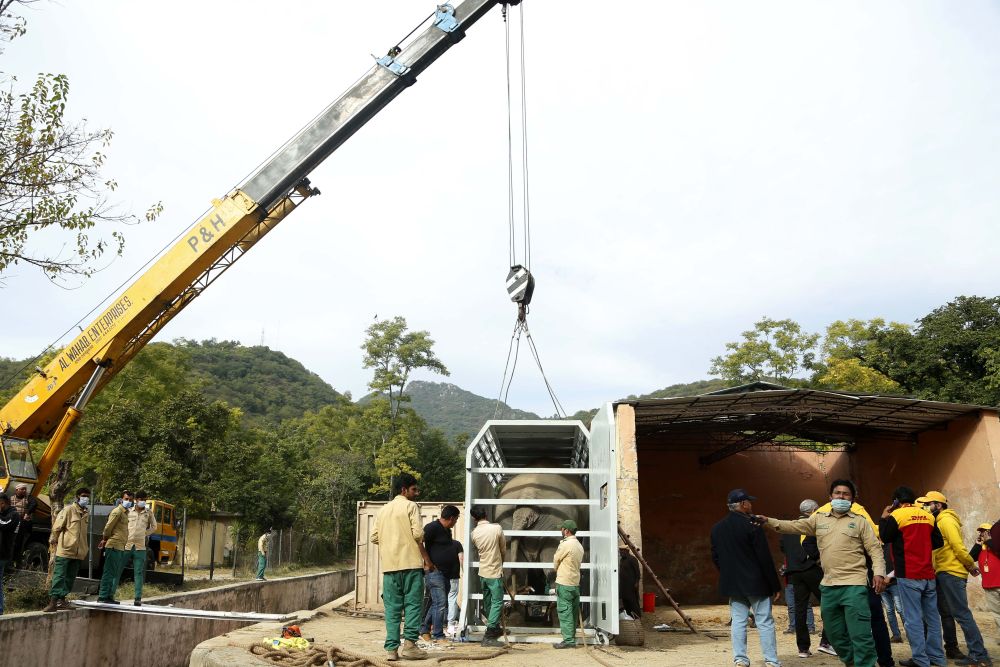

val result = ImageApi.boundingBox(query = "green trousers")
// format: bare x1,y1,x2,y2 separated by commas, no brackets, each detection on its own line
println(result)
98,548,128,599
50,556,81,599
556,584,581,644
257,553,267,579
819,584,875,667
383,568,424,651
128,546,147,599
480,576,504,629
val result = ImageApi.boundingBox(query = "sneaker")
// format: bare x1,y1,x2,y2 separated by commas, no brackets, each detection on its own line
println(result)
948,648,969,660
420,633,432,643
734,661,751,667
385,649,399,662
784,628,796,634
43,599,59,613
817,643,837,656
955,660,993,667
898,659,918,667
56,598,73,610
399,640,428,660
798,650,812,658
553,642,578,649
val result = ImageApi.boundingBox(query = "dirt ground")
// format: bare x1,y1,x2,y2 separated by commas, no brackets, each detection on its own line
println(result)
246,602,1000,666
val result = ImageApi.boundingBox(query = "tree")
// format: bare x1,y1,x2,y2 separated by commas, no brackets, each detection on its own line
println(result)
361,316,449,425
872,296,1000,405
810,319,905,393
1,2,161,283
710,317,819,385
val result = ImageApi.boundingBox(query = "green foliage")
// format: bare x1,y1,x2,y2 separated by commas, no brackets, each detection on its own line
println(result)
0,71,162,283
710,317,819,384
404,380,539,440
362,317,449,423
867,296,1000,405
176,339,342,424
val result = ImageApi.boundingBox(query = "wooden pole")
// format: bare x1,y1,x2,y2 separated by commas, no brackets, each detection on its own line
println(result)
617,525,698,634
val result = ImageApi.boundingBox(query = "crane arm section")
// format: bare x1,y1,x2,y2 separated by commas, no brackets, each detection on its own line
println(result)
0,0,507,491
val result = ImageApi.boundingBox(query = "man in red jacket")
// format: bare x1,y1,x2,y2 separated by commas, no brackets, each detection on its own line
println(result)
970,522,999,644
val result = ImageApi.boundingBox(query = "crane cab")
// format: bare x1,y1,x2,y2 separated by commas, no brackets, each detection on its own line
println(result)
1,435,38,495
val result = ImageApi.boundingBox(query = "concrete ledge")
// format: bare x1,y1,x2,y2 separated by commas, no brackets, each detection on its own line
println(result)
0,569,354,667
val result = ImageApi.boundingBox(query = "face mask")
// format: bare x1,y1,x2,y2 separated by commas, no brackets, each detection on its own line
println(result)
78,497,90,508
830,498,852,513
122,500,133,509
137,501,146,509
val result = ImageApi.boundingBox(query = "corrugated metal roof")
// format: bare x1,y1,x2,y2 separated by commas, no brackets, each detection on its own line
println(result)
618,389,992,445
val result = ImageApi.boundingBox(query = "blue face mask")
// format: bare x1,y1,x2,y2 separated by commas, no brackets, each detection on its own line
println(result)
137,501,146,510
122,500,133,509
78,497,90,508
831,498,852,513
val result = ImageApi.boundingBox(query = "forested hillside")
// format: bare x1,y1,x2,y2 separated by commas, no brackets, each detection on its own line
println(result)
405,380,539,440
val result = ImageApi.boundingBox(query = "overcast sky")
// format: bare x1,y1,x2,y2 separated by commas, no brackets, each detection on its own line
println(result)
3,0,999,416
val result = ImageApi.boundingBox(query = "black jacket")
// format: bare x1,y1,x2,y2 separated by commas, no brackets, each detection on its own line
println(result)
0,505,17,561
711,511,781,598
781,527,820,574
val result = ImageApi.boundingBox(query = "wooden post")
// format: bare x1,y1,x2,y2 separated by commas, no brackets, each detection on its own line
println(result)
618,525,697,634
209,519,217,581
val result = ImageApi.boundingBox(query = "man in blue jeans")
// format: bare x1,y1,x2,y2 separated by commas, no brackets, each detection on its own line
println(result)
420,505,460,643
711,489,782,667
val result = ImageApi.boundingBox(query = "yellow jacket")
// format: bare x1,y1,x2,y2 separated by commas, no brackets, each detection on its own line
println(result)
370,494,424,572
933,509,975,579
51,502,89,560
102,504,129,550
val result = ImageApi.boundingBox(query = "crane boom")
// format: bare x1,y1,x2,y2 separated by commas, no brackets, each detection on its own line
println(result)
0,0,511,495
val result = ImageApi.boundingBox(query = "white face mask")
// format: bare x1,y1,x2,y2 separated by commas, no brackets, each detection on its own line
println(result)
78,497,90,508
122,500,134,509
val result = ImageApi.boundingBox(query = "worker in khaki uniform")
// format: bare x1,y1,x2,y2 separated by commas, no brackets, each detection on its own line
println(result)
760,479,887,667
470,505,506,647
256,526,272,580
43,487,91,612
97,490,134,603
124,491,157,606
552,519,585,649
370,473,431,662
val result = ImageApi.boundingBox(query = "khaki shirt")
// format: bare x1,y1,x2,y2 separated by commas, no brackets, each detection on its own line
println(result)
553,535,584,587
769,510,885,586
51,502,89,560
370,494,424,572
102,504,130,550
471,520,506,579
124,507,157,551
258,532,270,556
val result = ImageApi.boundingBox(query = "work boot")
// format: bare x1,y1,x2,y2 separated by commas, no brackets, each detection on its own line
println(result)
399,640,427,660
948,648,969,660
133,599,142,607
56,598,73,611
385,649,399,662
43,598,59,613
481,637,505,648
97,598,118,604
553,641,578,649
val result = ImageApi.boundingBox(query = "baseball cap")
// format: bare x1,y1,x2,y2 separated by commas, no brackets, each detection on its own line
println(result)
916,491,947,504
560,519,578,532
727,489,756,504
979,523,993,531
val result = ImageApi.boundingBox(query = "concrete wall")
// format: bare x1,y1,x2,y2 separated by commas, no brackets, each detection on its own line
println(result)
635,446,850,604
0,569,354,667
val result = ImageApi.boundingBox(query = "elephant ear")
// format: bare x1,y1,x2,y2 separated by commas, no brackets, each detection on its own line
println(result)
512,506,539,530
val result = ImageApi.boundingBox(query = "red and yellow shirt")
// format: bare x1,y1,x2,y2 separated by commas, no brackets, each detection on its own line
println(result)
879,505,940,580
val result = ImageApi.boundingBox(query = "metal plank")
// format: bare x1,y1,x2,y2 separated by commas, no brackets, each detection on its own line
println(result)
472,561,592,569
502,530,595,537
469,594,598,602
469,467,591,474
71,600,297,622
472,498,595,506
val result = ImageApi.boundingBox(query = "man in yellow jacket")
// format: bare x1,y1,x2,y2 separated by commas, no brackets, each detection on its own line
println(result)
43,488,91,612
97,489,134,603
920,491,992,666
552,519,585,649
